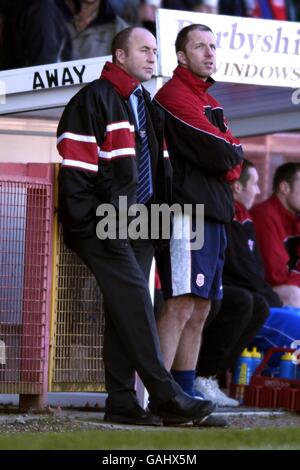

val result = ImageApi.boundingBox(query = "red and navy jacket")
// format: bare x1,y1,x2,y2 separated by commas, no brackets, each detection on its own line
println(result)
154,66,243,223
251,195,300,287
57,61,172,241
224,202,282,307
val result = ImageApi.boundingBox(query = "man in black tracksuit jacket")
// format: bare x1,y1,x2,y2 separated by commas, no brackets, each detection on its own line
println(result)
57,26,215,425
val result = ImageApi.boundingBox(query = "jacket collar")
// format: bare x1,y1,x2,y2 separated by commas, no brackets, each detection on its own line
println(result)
173,65,214,93
100,62,140,99
271,194,300,223
234,201,252,223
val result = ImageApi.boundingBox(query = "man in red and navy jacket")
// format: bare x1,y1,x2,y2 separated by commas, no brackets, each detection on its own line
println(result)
154,24,243,400
57,26,215,426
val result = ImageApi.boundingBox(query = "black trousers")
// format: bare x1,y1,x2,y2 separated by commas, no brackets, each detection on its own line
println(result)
68,235,180,409
197,286,269,378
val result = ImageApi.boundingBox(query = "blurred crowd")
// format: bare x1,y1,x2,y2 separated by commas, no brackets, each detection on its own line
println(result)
0,0,299,70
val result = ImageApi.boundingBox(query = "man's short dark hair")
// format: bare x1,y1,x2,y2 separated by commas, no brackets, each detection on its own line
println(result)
272,162,300,193
238,159,256,187
175,24,214,53
111,27,136,63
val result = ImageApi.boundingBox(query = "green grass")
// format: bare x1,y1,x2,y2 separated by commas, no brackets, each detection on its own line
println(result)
0,427,300,450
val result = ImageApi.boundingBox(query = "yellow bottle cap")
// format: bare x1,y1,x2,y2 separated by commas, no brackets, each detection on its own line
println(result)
251,347,262,358
241,348,252,358
281,352,293,361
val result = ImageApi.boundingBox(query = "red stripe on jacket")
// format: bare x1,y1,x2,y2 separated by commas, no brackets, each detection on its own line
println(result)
57,139,98,165
101,127,135,155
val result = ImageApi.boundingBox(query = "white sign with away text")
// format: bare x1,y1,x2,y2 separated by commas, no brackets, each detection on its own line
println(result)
0,55,111,96
156,9,300,87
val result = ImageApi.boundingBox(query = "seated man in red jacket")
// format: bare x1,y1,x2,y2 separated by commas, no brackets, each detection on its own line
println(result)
251,162,300,307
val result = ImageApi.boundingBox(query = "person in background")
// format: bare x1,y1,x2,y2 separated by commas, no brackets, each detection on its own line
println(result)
0,0,71,70
58,0,128,59
57,26,215,426
191,0,218,14
251,162,300,308
138,0,162,36
109,0,132,16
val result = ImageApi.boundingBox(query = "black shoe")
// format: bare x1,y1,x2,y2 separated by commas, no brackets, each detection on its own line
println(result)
104,403,162,426
195,414,229,428
153,392,216,425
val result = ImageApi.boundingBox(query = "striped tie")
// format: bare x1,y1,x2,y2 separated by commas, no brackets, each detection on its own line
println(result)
134,89,153,204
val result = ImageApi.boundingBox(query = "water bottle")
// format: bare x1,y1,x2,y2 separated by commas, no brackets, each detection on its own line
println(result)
279,352,296,379
290,341,300,380
250,347,262,377
233,348,253,385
